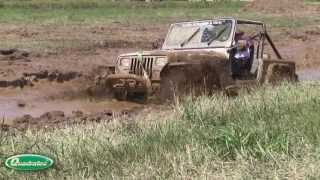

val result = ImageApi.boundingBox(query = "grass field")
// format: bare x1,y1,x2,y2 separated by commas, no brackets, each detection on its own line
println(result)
0,0,245,24
0,0,317,28
1,82,320,179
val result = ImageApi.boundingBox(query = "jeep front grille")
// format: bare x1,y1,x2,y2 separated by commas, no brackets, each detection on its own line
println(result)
129,57,154,78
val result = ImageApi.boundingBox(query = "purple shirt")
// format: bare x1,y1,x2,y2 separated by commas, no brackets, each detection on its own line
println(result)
235,48,250,60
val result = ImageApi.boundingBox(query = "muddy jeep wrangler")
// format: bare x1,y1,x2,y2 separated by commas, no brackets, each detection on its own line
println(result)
107,17,297,101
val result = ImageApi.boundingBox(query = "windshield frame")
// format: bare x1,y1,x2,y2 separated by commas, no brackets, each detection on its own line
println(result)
162,18,236,50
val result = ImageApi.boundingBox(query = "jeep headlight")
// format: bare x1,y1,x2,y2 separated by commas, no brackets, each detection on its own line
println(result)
119,58,131,67
155,57,168,66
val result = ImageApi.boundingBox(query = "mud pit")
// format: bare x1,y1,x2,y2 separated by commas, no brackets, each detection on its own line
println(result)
0,83,142,119
0,23,168,130
0,77,145,130
0,17,319,130
0,49,148,130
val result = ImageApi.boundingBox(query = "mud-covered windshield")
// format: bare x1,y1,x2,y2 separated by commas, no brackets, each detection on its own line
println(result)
162,19,234,49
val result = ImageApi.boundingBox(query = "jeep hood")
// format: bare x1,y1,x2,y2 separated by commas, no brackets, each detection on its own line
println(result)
119,48,229,59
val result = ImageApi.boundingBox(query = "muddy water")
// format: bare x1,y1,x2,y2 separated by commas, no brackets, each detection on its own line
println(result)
0,82,143,121
0,97,141,120
297,68,320,81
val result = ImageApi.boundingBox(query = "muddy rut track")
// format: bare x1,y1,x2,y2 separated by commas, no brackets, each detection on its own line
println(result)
1,108,141,132
0,64,145,132
0,70,82,88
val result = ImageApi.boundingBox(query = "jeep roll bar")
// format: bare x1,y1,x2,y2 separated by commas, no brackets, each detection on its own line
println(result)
237,19,283,60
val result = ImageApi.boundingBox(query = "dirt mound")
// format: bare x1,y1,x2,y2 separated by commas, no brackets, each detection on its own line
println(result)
0,70,82,88
24,70,81,83
6,108,139,131
0,48,30,61
245,0,305,13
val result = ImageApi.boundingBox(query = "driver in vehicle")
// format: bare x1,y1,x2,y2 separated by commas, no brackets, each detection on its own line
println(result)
234,40,251,61
232,31,254,78
234,31,253,60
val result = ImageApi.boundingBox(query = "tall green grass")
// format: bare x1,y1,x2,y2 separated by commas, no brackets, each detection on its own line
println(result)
1,82,320,179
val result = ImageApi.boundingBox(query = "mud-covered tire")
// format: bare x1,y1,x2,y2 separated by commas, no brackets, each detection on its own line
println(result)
159,65,221,101
159,67,186,101
114,91,127,101
265,64,296,84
